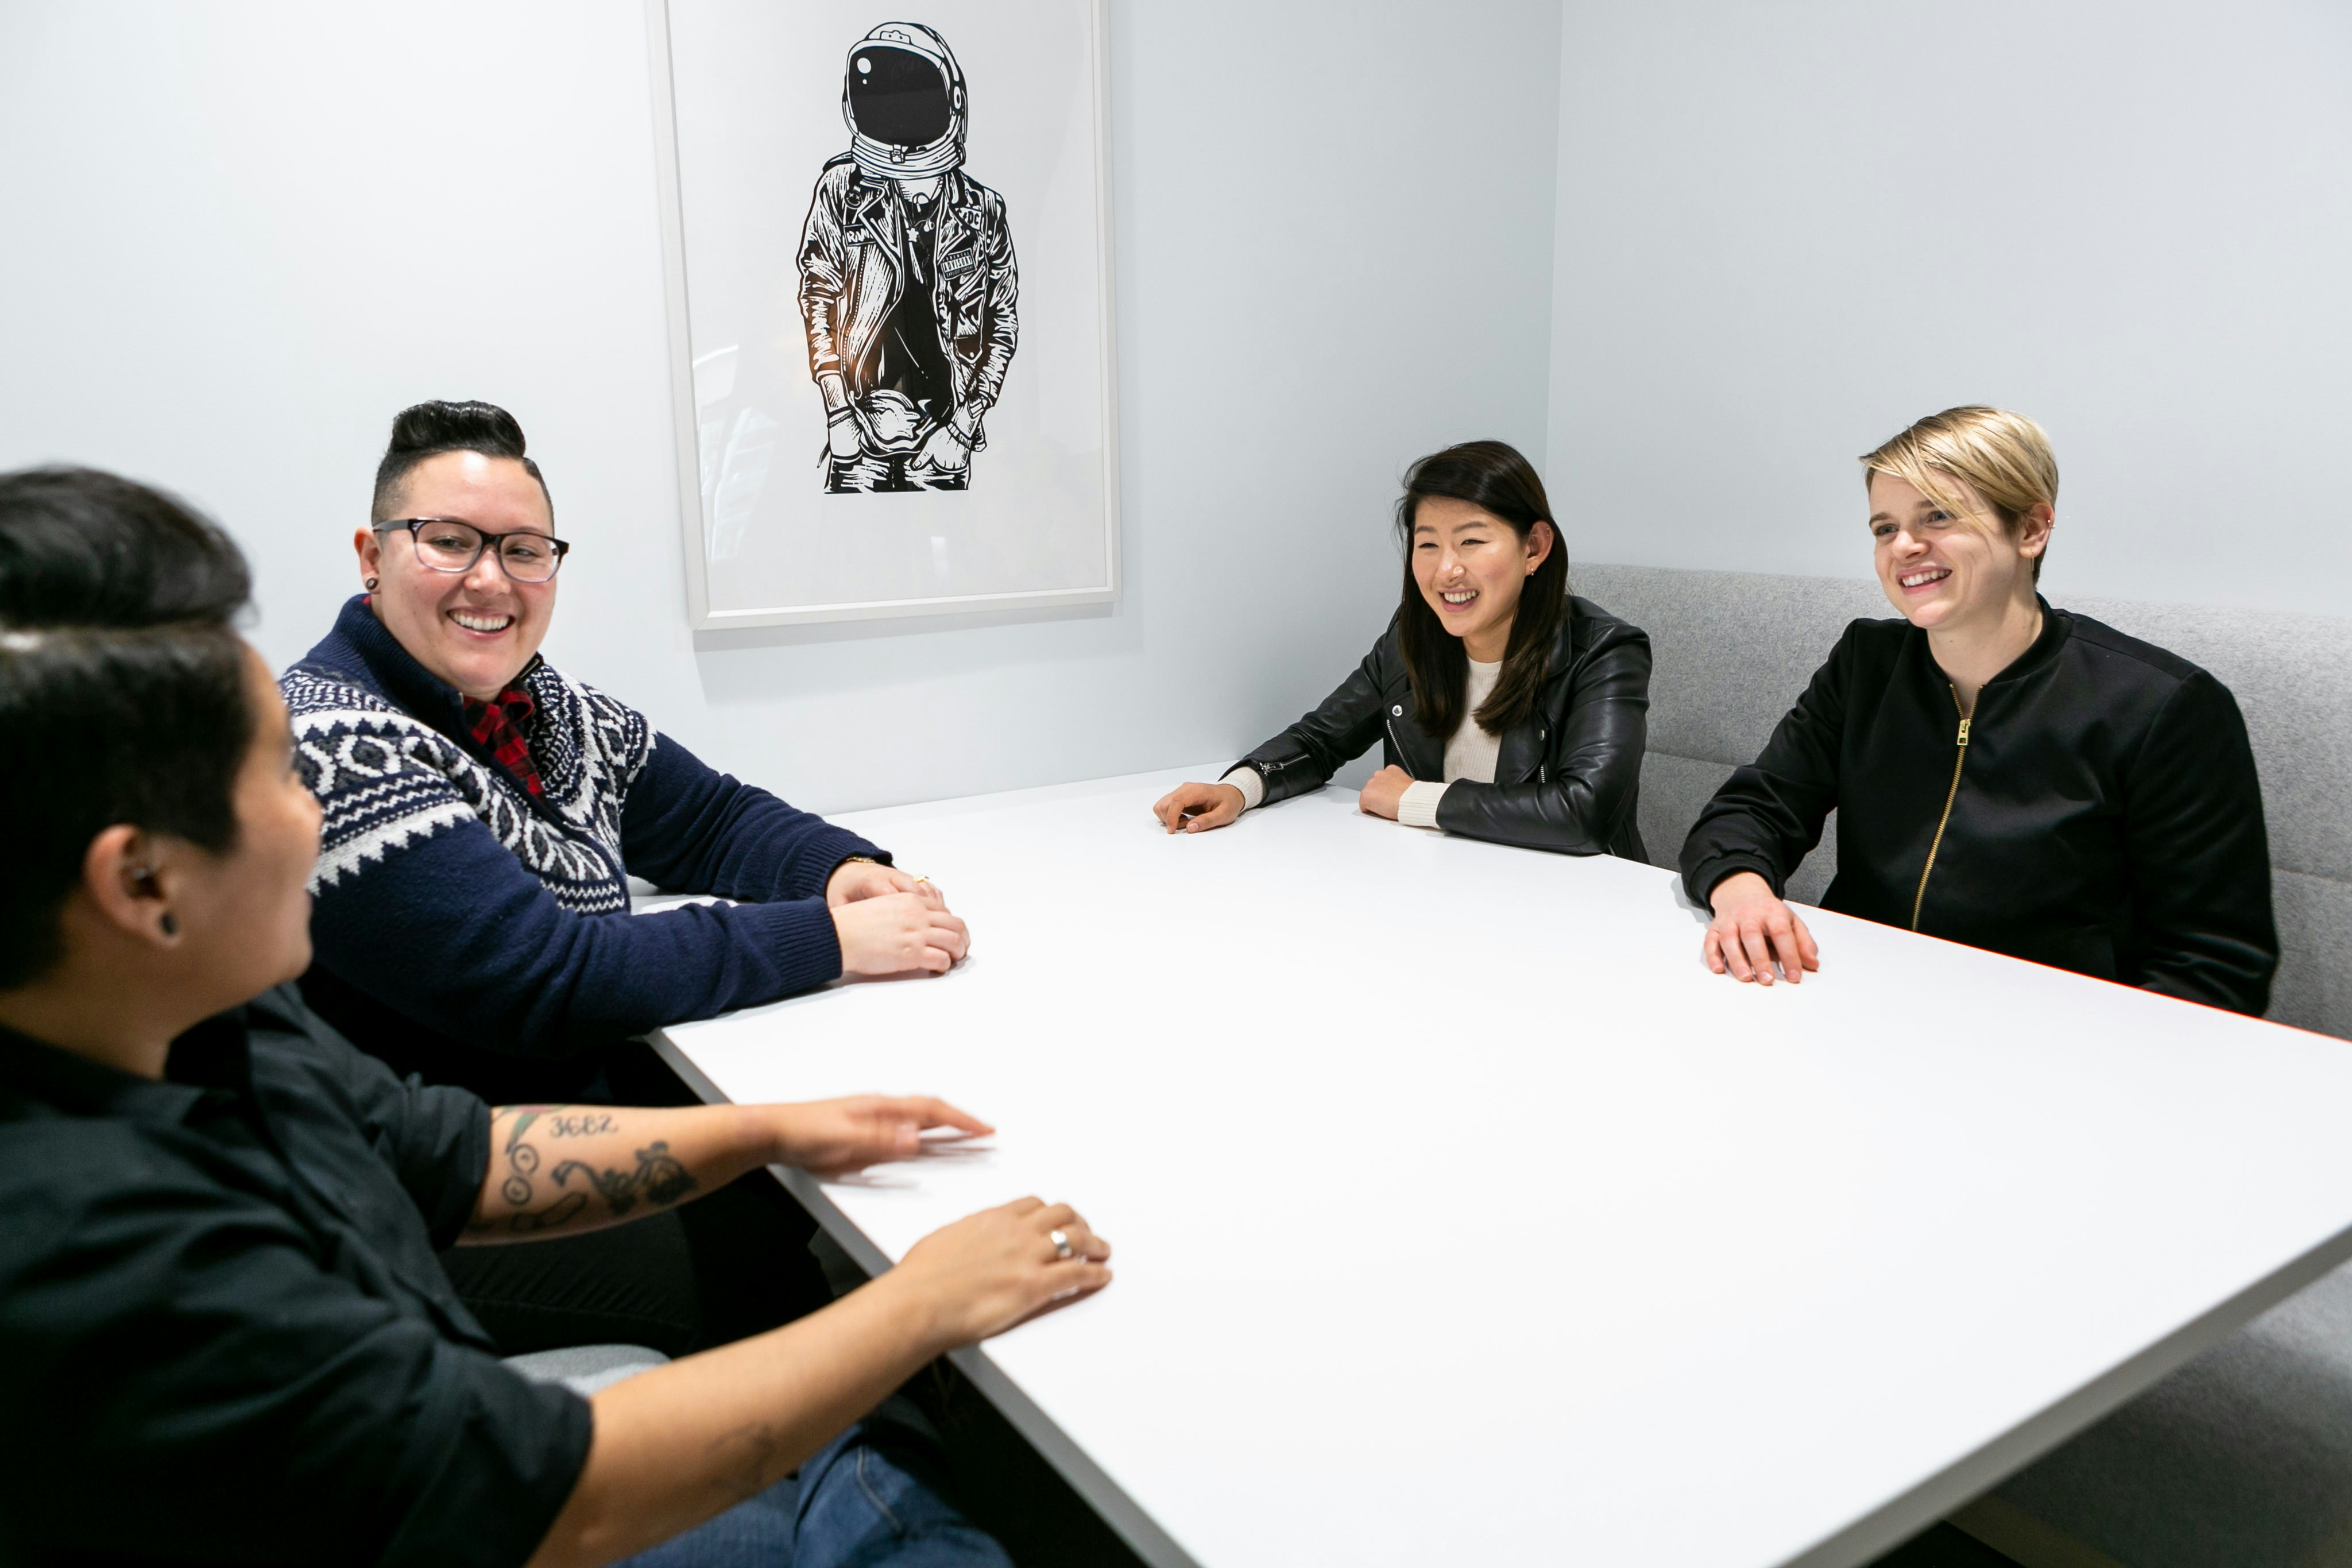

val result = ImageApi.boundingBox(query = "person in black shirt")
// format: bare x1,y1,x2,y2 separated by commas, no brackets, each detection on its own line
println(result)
0,467,1113,1567
1680,407,2276,1012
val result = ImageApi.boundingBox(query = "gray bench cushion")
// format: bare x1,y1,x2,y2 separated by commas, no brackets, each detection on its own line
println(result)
505,1342,668,1397
1957,1261,2352,1568
1577,562,2352,1041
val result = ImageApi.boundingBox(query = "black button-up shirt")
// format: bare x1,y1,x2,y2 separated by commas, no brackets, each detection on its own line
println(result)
0,985,592,1566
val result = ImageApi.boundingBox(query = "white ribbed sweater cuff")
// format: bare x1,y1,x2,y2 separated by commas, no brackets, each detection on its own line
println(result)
1396,779,1449,829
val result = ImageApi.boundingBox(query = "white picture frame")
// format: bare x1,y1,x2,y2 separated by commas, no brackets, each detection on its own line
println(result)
646,0,1120,630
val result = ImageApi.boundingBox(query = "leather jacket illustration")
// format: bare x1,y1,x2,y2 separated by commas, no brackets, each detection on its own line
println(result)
796,159,1020,435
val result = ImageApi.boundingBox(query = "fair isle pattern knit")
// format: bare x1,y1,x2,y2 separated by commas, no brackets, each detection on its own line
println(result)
283,658,653,914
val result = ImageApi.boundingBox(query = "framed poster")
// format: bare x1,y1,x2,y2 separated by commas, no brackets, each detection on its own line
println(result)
648,1,1119,629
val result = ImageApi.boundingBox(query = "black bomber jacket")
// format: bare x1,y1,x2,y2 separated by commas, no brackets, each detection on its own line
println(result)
1235,596,1651,859
1680,602,2277,1015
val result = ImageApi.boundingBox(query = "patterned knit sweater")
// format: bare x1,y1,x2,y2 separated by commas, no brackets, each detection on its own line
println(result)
281,597,883,1099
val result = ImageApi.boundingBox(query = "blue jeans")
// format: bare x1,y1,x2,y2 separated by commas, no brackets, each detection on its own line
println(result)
614,1410,1011,1568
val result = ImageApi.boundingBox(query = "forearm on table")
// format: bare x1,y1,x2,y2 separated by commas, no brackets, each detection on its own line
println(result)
1426,779,1612,851
463,1102,782,1243
527,1273,947,1568
2134,921,2278,1017
621,739,881,902
312,828,834,1053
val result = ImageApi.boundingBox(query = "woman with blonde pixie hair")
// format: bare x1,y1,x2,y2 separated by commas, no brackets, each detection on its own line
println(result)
1679,406,2277,1012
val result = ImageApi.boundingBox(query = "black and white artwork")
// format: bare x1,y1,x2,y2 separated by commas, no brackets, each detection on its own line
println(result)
802,23,1017,494
653,1,1116,629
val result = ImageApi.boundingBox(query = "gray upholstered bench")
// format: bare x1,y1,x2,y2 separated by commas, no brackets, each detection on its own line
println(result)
1576,562,2352,1567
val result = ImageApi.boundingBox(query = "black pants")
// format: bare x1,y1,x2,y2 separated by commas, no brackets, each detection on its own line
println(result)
441,1170,835,1358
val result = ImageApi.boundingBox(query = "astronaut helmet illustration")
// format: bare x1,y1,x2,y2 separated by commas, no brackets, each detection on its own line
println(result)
842,23,968,180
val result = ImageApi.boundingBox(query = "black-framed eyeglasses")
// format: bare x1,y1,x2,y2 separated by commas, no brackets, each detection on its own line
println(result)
375,517,572,583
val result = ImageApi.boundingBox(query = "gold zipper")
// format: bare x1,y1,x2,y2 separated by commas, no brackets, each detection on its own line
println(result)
1910,688,1972,930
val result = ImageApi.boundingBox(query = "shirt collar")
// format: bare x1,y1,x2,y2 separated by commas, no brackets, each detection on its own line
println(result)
307,595,544,752
466,683,537,730
0,1009,254,1126
1983,595,2072,690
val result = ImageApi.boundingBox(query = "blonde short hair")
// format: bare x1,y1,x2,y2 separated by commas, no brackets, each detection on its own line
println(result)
1860,406,2058,580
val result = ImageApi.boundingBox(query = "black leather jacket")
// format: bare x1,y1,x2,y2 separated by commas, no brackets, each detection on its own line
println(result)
1235,597,1651,858
1680,603,2277,1015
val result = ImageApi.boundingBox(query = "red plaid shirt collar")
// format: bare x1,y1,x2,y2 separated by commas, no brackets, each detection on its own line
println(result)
463,682,543,797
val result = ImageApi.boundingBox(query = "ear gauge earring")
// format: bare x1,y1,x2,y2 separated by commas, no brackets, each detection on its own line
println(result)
364,577,379,592
131,865,175,936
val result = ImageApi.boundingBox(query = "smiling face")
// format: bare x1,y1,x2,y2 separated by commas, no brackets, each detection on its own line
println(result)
355,450,557,699
1868,470,2049,634
1410,496,1553,662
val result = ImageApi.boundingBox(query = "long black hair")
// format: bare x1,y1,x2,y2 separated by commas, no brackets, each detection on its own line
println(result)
0,467,254,986
1392,440,1567,738
370,400,552,522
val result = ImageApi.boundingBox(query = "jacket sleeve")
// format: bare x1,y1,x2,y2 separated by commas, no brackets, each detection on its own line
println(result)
2121,671,2278,1015
307,799,844,1061
1680,626,1856,905
1434,624,1651,855
964,196,1019,415
621,732,884,904
1233,632,1398,808
797,173,849,381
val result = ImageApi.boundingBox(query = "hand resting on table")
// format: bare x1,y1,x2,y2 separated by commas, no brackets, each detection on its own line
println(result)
1703,870,1820,986
1153,779,1246,834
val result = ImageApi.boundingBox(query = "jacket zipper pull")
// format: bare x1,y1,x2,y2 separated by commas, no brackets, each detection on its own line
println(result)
1912,703,1973,931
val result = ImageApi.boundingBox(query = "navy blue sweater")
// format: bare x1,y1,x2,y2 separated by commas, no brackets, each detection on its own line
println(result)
283,597,884,1101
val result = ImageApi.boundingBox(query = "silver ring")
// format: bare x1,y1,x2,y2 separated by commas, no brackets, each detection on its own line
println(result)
1049,1228,1073,1261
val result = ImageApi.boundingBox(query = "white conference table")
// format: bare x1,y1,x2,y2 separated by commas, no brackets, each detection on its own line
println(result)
649,764,2352,1568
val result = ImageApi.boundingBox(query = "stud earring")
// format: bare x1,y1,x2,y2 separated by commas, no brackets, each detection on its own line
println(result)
365,576,379,592
159,912,179,937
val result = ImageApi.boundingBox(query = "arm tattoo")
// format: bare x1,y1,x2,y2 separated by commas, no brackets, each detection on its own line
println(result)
549,1141,698,1217
472,1105,701,1237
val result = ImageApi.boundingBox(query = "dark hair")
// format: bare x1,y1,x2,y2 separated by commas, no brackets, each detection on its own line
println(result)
370,400,553,523
0,467,252,628
0,468,254,988
1393,440,1568,738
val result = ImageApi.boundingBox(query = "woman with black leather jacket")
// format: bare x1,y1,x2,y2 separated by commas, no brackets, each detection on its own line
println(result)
1153,440,1651,859
1681,406,2277,1015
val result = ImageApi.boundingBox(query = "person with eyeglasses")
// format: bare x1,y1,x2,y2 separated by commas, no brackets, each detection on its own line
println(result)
280,401,971,1357
0,464,1103,1568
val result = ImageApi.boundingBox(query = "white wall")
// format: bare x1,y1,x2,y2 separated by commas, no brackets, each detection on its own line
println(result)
0,0,1562,812
1547,0,2352,616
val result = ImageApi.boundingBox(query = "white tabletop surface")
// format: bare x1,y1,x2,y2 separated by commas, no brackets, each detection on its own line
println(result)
652,764,2352,1568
